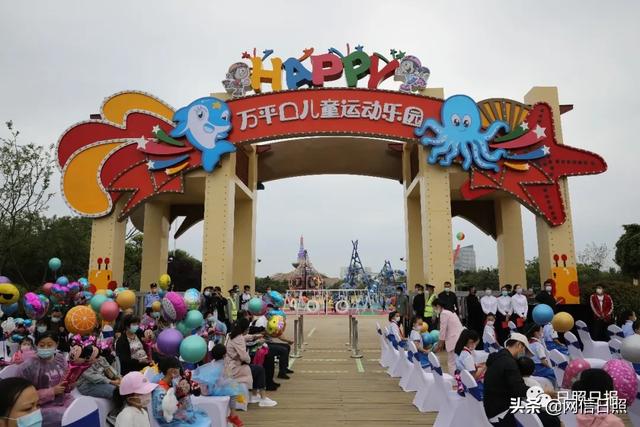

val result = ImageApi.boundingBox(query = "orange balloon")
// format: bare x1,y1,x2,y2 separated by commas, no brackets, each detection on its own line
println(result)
551,312,575,333
116,289,136,309
151,300,161,312
65,305,97,336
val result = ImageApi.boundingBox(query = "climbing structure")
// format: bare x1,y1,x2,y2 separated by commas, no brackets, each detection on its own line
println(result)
342,240,375,290
376,260,398,295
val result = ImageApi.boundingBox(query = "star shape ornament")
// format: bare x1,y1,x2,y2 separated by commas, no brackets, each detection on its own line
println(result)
520,121,529,131
135,136,148,150
152,125,161,134
534,124,546,139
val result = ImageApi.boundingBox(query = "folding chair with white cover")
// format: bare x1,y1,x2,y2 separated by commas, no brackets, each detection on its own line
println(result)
399,341,421,392
389,342,412,379
383,327,400,373
564,331,584,359
459,370,492,426
608,324,624,339
530,375,554,391
377,323,392,368
70,388,113,426
627,374,640,427
429,352,466,427
0,363,20,379
474,350,489,364
411,366,437,413
575,320,611,360
192,395,230,427
514,412,543,427
608,337,622,359
483,331,501,354
548,349,568,387
508,321,517,333
61,396,100,427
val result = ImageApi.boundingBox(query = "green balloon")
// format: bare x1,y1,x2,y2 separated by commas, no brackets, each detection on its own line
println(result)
176,320,192,337
184,310,204,329
179,335,207,363
90,294,108,312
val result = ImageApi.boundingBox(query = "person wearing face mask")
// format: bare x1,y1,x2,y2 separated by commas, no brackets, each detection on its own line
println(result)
411,284,425,321
115,316,151,375
226,288,240,324
483,313,498,352
17,332,73,427
465,286,484,342
481,288,498,318
423,284,437,330
47,311,70,353
113,371,158,427
534,280,557,310
590,285,613,341
10,338,35,365
431,299,464,375
0,377,41,427
386,311,405,346
144,283,161,308
496,286,513,345
437,282,458,314
510,285,528,330
394,286,411,333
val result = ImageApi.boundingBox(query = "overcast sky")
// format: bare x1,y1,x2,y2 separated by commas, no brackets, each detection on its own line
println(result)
1,1,638,278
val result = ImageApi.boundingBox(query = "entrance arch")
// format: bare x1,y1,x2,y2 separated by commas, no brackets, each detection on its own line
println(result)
57,86,606,302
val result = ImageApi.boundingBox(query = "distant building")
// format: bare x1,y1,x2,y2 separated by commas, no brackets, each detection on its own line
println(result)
454,245,477,272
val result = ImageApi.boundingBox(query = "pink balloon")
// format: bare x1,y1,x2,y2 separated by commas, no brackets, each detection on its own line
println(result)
161,292,187,322
99,300,120,322
562,359,591,389
42,283,54,295
604,359,638,404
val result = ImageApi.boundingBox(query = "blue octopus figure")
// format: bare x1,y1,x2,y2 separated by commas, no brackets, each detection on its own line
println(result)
414,95,509,172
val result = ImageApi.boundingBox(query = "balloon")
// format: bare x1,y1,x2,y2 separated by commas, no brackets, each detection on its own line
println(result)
422,332,433,346
180,335,207,363
551,312,574,333
23,292,49,320
184,288,201,310
0,276,10,284
78,277,88,287
157,328,183,356
266,309,286,319
562,358,591,388
176,320,192,337
100,300,120,321
161,292,187,322
266,315,286,337
48,257,62,271
420,323,429,333
429,329,440,342
603,359,638,403
0,283,20,304
456,232,465,241
263,290,285,308
621,334,640,363
248,297,267,316
90,294,108,312
42,282,54,295
67,282,80,295
65,305,97,336
116,290,136,309
1,303,18,316
158,289,166,298
532,304,554,326
184,310,204,329
56,276,69,286
106,290,114,298
24,319,32,327
159,274,171,290
151,300,162,312
95,289,107,296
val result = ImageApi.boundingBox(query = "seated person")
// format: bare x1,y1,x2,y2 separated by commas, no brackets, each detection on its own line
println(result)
249,311,294,381
543,322,568,355
408,317,431,367
572,369,624,427
18,331,73,427
115,316,151,375
387,311,405,348
483,313,498,352
517,356,542,388
621,309,636,337
113,371,158,427
151,357,210,427
0,377,41,427
455,329,485,380
76,344,121,399
527,324,556,385
10,337,35,364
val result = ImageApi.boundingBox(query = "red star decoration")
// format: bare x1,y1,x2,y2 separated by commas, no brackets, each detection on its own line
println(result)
460,103,607,226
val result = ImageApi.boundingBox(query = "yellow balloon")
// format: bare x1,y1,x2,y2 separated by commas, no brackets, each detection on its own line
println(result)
159,274,171,290
0,283,20,305
420,322,429,333
551,312,574,333
116,289,136,309
151,300,162,312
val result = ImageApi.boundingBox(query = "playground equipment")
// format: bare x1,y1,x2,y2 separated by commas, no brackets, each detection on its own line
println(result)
342,240,375,290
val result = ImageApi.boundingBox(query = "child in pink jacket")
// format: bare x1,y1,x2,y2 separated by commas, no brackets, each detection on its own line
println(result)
572,369,624,427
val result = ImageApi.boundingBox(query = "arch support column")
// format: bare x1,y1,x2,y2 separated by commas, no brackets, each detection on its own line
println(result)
139,202,170,291
89,198,126,287
495,197,526,287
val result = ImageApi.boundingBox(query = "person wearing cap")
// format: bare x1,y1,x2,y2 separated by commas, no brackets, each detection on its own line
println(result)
431,299,464,374
144,283,161,308
226,288,240,323
114,371,158,427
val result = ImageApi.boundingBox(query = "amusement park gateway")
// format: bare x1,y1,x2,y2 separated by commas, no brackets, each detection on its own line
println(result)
55,44,605,302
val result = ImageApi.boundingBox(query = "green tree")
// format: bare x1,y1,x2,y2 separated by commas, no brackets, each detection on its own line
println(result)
255,276,288,294
455,267,499,290
167,249,202,291
526,257,540,288
123,234,143,290
615,224,640,280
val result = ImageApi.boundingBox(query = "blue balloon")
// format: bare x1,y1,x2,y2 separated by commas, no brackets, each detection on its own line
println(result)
56,276,69,286
422,332,433,346
533,304,554,325
266,309,286,319
1,303,18,316
48,257,62,271
429,329,440,342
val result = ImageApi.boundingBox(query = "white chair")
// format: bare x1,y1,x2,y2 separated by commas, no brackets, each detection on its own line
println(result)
70,388,113,427
530,375,554,391
575,320,611,360
564,331,584,359
192,395,230,427
429,352,466,427
377,324,393,368
389,343,412,379
514,412,543,427
383,327,400,373
608,324,624,339
61,396,100,427
548,349,567,387
483,331,500,354
399,341,421,392
459,370,492,426
608,336,622,359
474,350,489,364
0,363,20,379
508,321,517,333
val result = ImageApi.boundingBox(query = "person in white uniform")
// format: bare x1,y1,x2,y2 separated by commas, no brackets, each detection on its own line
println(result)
511,284,528,331
496,286,513,344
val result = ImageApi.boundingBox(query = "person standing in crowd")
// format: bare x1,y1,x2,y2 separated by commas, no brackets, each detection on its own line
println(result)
423,284,437,330
621,310,636,337
511,284,528,330
240,285,252,311
466,286,484,341
535,280,557,310
0,378,41,427
496,286,513,344
432,299,464,374
144,283,161,308
483,333,560,426
412,284,425,321
590,285,614,341
202,286,216,313
211,287,229,329
438,282,458,314
394,286,411,333
481,288,498,319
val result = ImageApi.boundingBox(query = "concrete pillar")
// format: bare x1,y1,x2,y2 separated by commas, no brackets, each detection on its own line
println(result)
404,174,425,286
495,198,526,287
419,88,455,292
201,154,236,292
524,87,578,286
89,198,126,286
232,147,258,292
139,202,170,291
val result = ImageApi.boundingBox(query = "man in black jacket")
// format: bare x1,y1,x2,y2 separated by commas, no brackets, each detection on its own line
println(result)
437,281,458,313
412,284,425,320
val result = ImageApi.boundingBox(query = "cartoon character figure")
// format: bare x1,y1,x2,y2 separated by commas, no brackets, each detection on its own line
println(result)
550,254,579,304
394,55,430,93
170,97,235,173
222,62,252,98
0,283,20,305
88,257,117,291
415,95,510,171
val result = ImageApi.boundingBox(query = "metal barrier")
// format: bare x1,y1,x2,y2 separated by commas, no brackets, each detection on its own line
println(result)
290,315,305,359
348,315,362,359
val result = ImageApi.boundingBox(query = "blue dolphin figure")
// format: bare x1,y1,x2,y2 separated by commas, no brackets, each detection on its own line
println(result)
170,97,235,172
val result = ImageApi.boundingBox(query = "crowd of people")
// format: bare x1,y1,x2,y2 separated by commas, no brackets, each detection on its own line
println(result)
0,284,293,427
385,281,627,427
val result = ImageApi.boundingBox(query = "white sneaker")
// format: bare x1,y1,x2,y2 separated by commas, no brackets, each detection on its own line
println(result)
249,394,261,404
258,397,278,407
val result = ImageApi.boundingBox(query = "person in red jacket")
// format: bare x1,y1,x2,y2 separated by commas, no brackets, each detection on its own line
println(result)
590,285,613,341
